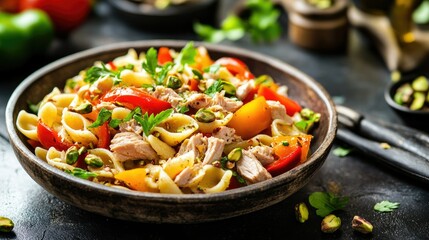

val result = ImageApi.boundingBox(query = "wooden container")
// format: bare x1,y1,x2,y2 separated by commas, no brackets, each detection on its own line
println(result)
287,0,350,52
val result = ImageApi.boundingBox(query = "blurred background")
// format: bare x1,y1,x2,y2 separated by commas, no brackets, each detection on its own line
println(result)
1,0,428,73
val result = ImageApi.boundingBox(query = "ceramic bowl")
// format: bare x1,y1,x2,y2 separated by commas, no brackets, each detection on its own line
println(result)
6,40,337,223
108,0,219,31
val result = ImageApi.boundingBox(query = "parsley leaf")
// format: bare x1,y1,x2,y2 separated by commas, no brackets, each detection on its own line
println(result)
65,168,97,179
194,0,281,43
142,47,158,78
309,192,349,217
205,80,224,97
204,64,220,74
88,108,112,128
374,200,400,212
133,108,174,136
85,63,119,84
156,62,173,85
175,42,197,65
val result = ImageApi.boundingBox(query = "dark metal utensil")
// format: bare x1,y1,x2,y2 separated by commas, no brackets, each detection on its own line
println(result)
336,105,429,184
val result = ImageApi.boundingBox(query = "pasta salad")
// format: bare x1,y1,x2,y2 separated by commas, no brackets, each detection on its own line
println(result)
16,42,320,194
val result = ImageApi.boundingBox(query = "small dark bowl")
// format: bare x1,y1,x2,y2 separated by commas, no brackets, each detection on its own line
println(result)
6,40,337,223
108,0,218,31
385,76,429,130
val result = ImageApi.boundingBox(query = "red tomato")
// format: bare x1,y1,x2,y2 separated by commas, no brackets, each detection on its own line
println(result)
37,121,73,151
19,0,91,33
214,57,255,80
257,86,302,116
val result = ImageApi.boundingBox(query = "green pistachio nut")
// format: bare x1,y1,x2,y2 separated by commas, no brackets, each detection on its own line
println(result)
352,215,373,234
195,108,216,123
227,148,242,162
410,92,425,110
221,81,236,95
0,216,14,233
66,146,79,165
72,102,93,114
166,75,183,89
84,154,104,168
411,76,429,92
321,214,341,233
295,202,309,223
394,83,413,105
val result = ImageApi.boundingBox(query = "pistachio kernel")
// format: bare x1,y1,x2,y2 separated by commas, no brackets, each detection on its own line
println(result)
0,216,14,233
72,102,93,114
66,146,79,165
166,75,183,89
295,202,309,223
195,108,216,123
321,214,341,233
352,215,373,234
227,148,242,162
84,154,104,168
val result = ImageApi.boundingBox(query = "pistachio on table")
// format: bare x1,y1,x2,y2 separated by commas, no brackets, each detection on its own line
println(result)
321,214,341,233
294,202,309,223
352,215,373,234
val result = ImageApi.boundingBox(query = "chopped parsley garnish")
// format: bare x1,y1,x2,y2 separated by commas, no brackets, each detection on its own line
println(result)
133,108,174,136
27,101,39,114
205,80,224,97
374,200,400,212
175,42,197,65
142,47,158,78
88,108,112,128
65,168,97,179
156,62,173,85
192,69,203,80
204,64,220,74
309,191,349,217
84,63,120,84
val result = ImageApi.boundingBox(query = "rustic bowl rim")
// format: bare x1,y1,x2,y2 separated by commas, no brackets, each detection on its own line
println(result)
6,39,337,220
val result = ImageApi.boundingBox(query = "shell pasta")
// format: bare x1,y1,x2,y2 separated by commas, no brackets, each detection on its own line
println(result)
16,42,320,194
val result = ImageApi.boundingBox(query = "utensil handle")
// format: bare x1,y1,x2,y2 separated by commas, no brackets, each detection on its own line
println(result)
337,127,429,184
358,119,429,161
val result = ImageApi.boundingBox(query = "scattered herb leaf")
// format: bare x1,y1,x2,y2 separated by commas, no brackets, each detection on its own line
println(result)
309,191,349,217
205,80,224,97
374,200,400,212
333,147,352,157
175,42,197,65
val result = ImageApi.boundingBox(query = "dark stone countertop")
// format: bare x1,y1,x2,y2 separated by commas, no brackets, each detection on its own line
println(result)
1,1,428,239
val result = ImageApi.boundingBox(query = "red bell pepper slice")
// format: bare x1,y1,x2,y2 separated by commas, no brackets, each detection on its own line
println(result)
101,87,171,115
37,121,73,151
214,57,255,80
97,122,110,149
158,47,173,65
107,61,117,71
266,145,302,177
257,86,302,116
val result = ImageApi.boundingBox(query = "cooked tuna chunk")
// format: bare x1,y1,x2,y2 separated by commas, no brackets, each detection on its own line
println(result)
118,119,143,135
236,81,254,100
152,86,183,108
202,137,225,165
110,132,159,162
212,92,243,112
185,93,211,109
177,133,207,160
266,100,293,124
212,126,240,144
249,145,275,166
237,150,272,184
174,164,202,187
185,92,243,112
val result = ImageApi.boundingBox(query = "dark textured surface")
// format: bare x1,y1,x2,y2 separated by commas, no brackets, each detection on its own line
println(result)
1,0,429,239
